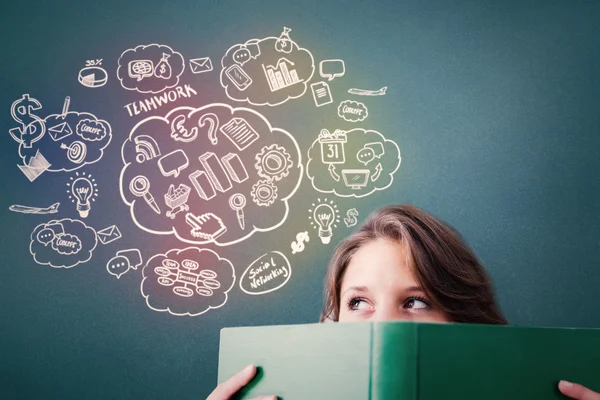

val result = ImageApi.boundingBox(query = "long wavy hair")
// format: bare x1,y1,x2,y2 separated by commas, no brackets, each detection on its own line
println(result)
320,204,508,325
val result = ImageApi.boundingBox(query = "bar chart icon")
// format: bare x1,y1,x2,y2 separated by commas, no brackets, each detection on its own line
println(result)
262,58,304,92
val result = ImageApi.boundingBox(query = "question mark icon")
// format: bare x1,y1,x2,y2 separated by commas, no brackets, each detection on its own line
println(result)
199,113,220,145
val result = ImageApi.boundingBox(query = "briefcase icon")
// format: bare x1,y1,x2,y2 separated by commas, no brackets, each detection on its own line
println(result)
189,57,213,74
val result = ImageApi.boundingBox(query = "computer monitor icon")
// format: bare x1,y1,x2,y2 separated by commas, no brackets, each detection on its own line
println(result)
341,169,370,189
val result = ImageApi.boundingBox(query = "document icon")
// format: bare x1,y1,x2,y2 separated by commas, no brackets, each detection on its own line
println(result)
310,81,333,107
97,225,122,245
189,57,213,74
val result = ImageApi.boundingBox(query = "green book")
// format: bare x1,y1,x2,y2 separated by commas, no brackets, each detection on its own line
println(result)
218,321,600,399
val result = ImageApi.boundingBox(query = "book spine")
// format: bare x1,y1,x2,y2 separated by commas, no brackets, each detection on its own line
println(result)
370,322,419,399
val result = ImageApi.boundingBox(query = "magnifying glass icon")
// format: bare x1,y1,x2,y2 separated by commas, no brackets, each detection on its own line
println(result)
129,175,161,214
229,193,246,230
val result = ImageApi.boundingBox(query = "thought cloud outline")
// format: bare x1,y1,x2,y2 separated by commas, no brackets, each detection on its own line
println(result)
119,103,303,246
117,43,185,94
17,110,112,174
140,247,236,316
29,218,98,268
306,128,401,198
220,32,315,107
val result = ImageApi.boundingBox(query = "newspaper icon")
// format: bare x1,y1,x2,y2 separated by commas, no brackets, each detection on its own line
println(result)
18,150,51,182
219,118,260,151
310,81,333,107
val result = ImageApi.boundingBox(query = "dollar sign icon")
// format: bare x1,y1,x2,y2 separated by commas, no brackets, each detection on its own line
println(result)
291,231,310,254
9,94,46,148
344,208,359,228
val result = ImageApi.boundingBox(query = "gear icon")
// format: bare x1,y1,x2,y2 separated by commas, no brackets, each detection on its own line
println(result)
251,179,278,207
254,144,293,182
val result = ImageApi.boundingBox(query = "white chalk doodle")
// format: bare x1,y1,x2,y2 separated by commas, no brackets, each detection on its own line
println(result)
129,175,161,214
117,44,185,94
309,198,340,244
165,184,191,219
120,103,303,246
228,193,246,230
30,218,98,269
97,225,122,245
290,231,309,254
306,128,401,198
186,212,227,242
141,247,235,316
67,172,98,218
78,60,108,88
134,135,161,164
158,149,189,178
338,100,368,122
9,94,112,180
310,81,333,107
348,86,387,96
106,248,142,279
189,57,213,74
9,202,60,215
344,208,359,227
239,251,291,295
319,59,345,81
220,27,315,107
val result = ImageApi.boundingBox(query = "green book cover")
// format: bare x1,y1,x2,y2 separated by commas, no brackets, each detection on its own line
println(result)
218,322,600,399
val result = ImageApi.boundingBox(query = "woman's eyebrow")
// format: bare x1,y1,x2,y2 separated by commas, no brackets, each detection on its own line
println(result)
341,285,368,297
405,286,425,293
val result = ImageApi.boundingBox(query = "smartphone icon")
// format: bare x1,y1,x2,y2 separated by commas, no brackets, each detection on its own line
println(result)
225,64,253,91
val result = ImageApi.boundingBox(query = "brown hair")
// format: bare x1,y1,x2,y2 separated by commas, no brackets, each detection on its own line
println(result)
320,204,508,325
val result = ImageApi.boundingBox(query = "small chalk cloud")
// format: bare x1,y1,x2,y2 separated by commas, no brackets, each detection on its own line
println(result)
117,44,185,94
306,128,401,198
30,218,97,268
141,247,235,316
18,111,112,173
220,28,315,107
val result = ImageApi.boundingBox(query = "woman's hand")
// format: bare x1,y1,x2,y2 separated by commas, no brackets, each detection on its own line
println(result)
206,364,277,400
559,380,600,399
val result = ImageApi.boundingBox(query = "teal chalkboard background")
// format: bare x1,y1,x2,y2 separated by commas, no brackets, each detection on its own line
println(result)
1,0,599,399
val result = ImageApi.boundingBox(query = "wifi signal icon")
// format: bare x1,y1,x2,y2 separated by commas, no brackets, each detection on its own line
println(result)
134,135,162,163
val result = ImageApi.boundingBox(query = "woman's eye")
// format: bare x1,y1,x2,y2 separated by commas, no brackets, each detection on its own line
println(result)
347,297,369,311
404,298,430,310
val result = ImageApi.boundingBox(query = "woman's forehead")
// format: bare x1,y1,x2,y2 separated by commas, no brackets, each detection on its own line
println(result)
341,238,417,290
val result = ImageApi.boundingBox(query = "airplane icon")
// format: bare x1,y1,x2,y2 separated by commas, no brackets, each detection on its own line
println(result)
9,202,60,215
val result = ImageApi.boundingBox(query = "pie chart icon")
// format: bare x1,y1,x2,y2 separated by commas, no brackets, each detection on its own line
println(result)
78,66,108,88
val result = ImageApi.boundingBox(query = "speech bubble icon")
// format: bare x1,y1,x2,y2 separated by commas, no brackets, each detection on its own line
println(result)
106,255,131,279
319,59,345,81
51,233,82,255
37,228,55,246
128,60,154,81
158,149,189,178
357,147,375,166
233,48,251,66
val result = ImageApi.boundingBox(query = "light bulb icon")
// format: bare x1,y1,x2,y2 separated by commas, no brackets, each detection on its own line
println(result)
309,198,340,244
67,172,98,218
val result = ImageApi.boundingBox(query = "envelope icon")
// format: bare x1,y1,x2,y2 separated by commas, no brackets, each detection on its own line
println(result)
97,225,122,245
189,57,213,74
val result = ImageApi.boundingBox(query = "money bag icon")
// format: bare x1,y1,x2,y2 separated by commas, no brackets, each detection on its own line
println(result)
154,53,172,80
275,27,293,53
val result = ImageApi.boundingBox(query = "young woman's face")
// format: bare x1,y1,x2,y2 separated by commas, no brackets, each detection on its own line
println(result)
338,238,450,323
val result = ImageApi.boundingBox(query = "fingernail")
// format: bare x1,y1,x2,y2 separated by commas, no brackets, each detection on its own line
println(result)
243,364,255,373
560,380,573,388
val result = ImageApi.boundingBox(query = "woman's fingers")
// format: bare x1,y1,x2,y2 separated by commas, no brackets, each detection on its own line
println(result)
559,380,600,400
206,364,257,400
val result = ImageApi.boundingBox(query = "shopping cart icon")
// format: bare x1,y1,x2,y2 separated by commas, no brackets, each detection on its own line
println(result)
165,183,191,219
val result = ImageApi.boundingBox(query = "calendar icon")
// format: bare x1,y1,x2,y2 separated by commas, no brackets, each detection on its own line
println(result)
318,129,347,164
